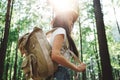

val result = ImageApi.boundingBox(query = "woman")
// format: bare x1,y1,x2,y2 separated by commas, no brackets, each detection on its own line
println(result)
47,11,86,80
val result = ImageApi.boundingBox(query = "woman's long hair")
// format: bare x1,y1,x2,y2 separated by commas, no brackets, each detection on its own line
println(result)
52,13,79,57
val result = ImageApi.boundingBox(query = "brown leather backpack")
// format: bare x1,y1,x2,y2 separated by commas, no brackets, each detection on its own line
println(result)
18,27,58,80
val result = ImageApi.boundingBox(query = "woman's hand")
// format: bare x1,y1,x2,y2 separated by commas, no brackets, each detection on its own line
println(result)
76,62,86,72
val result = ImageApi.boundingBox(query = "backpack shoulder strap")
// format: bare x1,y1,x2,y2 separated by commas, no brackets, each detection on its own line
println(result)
46,28,58,35
64,35,82,64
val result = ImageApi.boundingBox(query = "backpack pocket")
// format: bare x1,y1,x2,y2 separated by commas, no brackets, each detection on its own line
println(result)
21,56,31,78
21,54,37,79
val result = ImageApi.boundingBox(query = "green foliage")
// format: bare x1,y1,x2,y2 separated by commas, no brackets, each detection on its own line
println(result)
0,0,7,42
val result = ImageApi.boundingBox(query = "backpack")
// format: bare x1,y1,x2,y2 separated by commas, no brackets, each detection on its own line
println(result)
18,27,58,80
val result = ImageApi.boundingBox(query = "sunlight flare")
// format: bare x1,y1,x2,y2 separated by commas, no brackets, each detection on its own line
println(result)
49,0,78,13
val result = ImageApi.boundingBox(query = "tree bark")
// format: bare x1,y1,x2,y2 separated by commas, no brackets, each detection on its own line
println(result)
12,45,18,80
0,0,12,79
12,33,19,80
78,18,86,80
93,0,114,80
93,23,102,80
111,0,120,35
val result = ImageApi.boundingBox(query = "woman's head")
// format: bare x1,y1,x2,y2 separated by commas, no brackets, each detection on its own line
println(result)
52,11,78,33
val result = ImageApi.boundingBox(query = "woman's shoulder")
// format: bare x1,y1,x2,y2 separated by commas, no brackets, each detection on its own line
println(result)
53,27,67,42
56,27,65,31
54,27,66,34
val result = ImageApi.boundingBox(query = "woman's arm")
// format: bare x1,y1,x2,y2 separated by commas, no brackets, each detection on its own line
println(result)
51,34,86,72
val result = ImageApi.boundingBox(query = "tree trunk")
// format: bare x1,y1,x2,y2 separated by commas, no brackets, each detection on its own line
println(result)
9,54,14,80
93,23,102,80
12,47,18,80
0,29,4,47
95,53,102,80
93,0,114,80
111,0,120,35
118,55,120,79
12,36,19,80
78,18,86,80
0,0,12,79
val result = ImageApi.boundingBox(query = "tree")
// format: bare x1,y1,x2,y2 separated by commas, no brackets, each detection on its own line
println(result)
0,0,13,79
78,18,86,80
111,0,120,35
93,0,114,80
12,28,19,80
